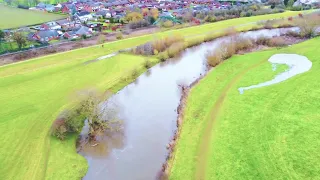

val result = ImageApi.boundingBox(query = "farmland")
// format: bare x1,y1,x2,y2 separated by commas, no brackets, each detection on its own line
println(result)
0,5,66,29
0,11,313,180
169,37,320,179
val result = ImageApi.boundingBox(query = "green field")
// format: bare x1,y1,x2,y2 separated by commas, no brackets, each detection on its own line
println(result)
0,5,66,29
169,37,320,179
0,11,311,180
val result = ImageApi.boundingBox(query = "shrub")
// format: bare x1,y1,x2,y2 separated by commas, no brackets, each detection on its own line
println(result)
286,30,301,37
163,20,174,28
51,119,68,140
264,20,274,29
143,59,152,69
116,32,123,40
206,50,222,67
234,37,254,52
163,35,184,47
152,39,167,52
267,37,287,47
186,37,204,48
204,32,222,42
225,27,237,36
256,36,269,45
158,51,169,61
131,68,139,78
294,15,320,38
220,42,236,60
167,42,184,58
291,5,303,11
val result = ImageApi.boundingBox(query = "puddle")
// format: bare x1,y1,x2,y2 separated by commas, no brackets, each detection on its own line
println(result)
238,54,312,94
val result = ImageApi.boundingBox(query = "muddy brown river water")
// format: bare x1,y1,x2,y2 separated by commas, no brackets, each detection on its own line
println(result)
78,27,298,180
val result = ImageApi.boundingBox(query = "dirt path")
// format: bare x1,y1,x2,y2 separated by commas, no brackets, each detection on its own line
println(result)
195,59,268,180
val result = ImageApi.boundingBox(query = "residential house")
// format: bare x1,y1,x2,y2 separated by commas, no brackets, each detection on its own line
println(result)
56,19,80,30
64,26,92,39
40,22,62,30
36,2,56,12
74,11,93,22
61,3,76,14
84,2,102,12
28,30,60,42
95,10,112,18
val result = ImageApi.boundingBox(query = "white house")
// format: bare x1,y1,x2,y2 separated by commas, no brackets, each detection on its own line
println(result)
74,11,93,22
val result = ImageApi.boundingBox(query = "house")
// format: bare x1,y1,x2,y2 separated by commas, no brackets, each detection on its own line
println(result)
95,10,112,18
40,22,62,30
64,26,92,39
74,11,93,22
36,2,56,12
45,4,56,12
28,30,60,42
61,3,76,14
56,19,80,30
84,2,102,12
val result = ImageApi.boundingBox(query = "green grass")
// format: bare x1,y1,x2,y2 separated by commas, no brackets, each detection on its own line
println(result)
0,5,66,29
169,37,320,179
0,11,312,180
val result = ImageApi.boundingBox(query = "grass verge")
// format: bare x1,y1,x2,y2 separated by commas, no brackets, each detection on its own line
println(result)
0,5,66,29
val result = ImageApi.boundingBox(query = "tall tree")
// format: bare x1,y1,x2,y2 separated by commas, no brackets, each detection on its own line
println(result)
12,32,27,50
287,0,295,7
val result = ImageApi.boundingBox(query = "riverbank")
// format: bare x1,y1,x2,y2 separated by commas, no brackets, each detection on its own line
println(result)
168,37,320,179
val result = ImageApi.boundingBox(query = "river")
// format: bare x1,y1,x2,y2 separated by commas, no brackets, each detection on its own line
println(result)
79,27,298,180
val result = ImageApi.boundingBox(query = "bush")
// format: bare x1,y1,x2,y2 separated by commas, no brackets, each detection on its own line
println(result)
204,32,224,42
51,119,68,140
152,39,167,52
220,42,236,60
294,14,320,38
186,37,204,48
264,20,274,29
116,32,123,40
131,68,139,78
158,51,169,61
167,42,184,58
256,36,269,45
291,5,303,11
143,59,152,69
206,50,222,67
267,37,287,47
162,20,174,28
286,30,301,37
234,37,254,52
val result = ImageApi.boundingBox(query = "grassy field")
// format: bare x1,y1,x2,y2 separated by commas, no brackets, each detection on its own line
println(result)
169,37,320,179
0,5,66,29
0,11,311,180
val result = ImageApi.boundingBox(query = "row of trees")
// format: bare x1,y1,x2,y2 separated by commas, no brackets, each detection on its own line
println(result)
4,0,63,7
